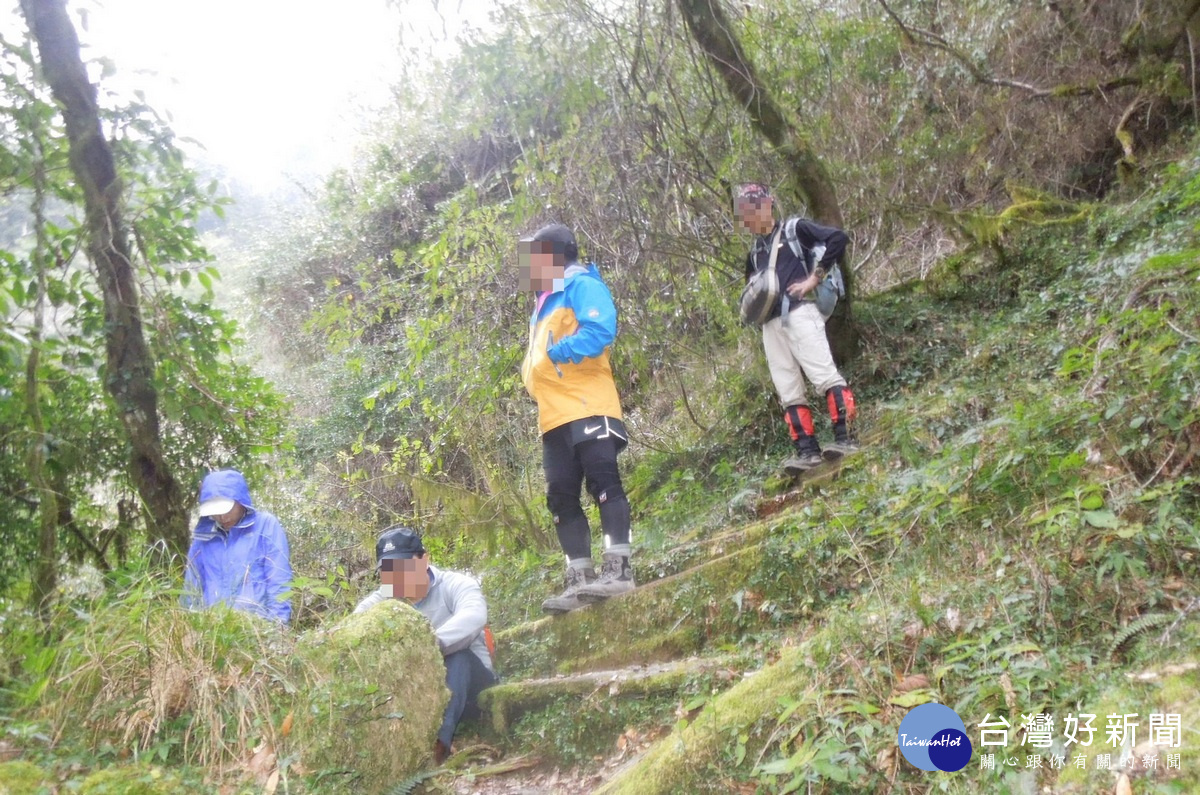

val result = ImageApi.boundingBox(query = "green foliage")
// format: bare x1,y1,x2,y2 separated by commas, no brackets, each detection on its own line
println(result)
75,764,190,795
7,571,448,793
7,0,1200,789
592,133,1200,793
509,691,677,765
238,0,1195,575
0,29,288,595
1107,612,1178,661
753,690,880,792
42,577,289,768
0,597,55,710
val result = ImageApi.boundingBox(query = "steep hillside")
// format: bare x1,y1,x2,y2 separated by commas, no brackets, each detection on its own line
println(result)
1,138,1197,795
436,145,1200,794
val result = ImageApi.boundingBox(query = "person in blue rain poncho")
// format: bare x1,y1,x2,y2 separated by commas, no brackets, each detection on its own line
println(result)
183,469,293,624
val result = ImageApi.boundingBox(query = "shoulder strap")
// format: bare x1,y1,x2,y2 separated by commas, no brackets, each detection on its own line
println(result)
783,217,827,274
783,217,803,258
766,226,783,278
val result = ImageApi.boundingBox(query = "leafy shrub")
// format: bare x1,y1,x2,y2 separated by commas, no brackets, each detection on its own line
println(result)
76,764,189,795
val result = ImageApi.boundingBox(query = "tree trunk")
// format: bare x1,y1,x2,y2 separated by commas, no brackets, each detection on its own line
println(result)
674,0,858,360
21,0,189,560
1132,0,1200,59
27,143,58,615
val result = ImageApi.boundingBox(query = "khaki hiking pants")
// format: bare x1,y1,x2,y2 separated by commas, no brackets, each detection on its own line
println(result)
761,303,847,408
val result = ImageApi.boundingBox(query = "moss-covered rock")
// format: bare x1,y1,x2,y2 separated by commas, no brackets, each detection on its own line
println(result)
0,760,50,795
76,763,189,794
593,644,814,795
496,547,766,678
478,657,729,733
292,600,449,794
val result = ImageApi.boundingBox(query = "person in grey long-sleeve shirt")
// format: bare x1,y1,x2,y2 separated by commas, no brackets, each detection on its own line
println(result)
354,525,497,762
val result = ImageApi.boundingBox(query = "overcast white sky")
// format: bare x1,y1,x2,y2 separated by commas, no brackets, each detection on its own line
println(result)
68,0,493,190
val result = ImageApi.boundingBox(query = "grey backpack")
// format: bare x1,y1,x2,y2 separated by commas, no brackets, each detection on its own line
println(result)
738,227,783,326
783,218,845,319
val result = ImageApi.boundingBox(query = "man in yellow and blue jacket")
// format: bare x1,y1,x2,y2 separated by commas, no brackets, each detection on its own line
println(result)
519,223,634,613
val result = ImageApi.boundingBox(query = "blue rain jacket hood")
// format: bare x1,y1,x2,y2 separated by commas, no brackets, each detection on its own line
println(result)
197,468,255,516
184,470,292,624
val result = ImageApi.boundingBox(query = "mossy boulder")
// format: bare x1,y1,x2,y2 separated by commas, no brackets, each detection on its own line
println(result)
594,644,814,795
497,546,765,677
0,760,50,794
292,600,449,794
75,764,189,794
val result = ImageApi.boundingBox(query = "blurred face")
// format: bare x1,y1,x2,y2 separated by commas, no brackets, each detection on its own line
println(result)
213,503,246,531
518,240,565,292
380,553,431,602
736,197,775,235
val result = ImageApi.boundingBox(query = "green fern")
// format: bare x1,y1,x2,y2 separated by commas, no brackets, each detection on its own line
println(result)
384,767,443,795
1107,613,1177,660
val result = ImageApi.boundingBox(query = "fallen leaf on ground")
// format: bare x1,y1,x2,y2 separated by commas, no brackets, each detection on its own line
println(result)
894,674,929,692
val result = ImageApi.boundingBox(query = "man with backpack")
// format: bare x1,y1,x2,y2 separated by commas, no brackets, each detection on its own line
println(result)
518,223,635,614
735,183,860,474
354,525,498,764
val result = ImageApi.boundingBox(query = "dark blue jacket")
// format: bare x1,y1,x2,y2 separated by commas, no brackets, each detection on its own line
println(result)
183,470,292,624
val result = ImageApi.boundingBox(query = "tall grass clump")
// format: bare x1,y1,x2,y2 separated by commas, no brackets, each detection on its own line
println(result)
42,583,290,768
31,576,450,794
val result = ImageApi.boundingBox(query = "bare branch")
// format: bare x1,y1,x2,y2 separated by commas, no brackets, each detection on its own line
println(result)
875,0,1142,99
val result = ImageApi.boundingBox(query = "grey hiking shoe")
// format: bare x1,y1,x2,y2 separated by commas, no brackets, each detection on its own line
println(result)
575,552,634,603
783,451,824,475
825,438,861,457
542,565,597,615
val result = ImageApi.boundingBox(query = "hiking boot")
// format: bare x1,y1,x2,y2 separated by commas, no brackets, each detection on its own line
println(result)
783,451,824,475
825,438,861,457
826,387,859,457
541,565,597,615
784,422,825,475
433,739,450,765
575,552,634,603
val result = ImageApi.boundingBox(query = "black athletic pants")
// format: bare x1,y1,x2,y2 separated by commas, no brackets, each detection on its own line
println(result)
542,421,631,560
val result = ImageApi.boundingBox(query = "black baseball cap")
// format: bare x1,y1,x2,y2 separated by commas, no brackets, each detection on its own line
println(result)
375,525,426,568
523,223,579,261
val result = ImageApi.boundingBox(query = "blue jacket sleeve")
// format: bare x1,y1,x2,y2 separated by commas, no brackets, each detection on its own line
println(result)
261,516,293,624
547,275,617,364
182,539,204,610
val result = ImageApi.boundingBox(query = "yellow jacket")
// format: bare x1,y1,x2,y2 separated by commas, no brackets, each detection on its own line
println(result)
521,264,622,434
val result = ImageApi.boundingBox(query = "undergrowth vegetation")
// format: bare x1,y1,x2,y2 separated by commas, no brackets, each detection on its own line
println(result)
4,0,1200,793
3,125,1198,795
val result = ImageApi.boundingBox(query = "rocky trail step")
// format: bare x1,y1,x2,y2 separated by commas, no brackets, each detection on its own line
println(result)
478,655,739,733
